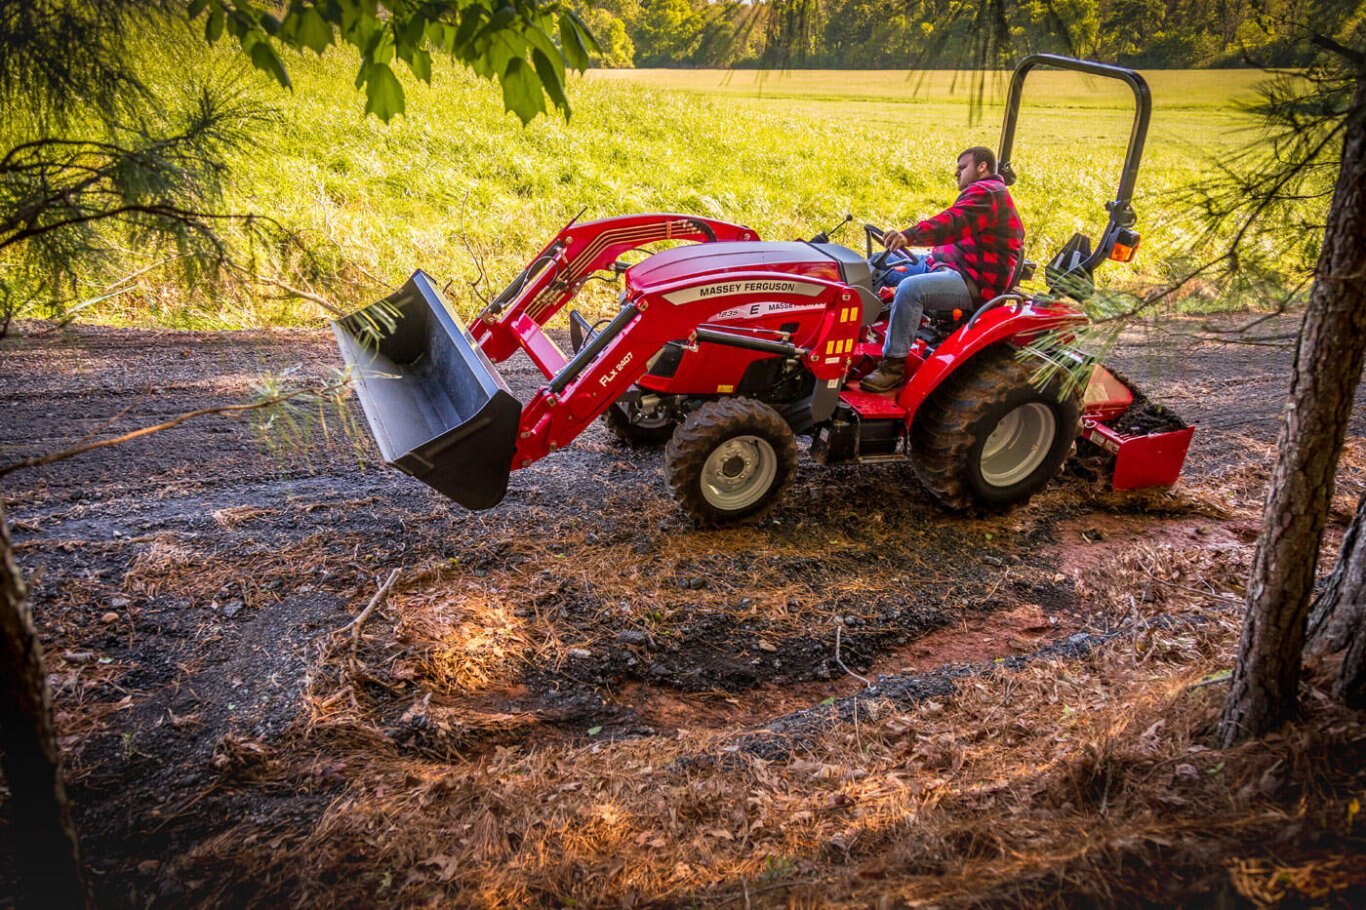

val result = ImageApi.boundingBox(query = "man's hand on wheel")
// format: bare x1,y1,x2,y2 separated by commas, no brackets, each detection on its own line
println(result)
883,229,909,252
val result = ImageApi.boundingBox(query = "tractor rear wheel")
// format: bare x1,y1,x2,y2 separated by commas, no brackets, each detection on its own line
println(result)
911,348,1081,512
665,398,797,526
604,400,676,447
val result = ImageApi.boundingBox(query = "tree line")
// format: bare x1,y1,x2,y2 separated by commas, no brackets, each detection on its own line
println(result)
573,0,1340,69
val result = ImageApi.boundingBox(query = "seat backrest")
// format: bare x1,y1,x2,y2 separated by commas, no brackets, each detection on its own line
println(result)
1006,247,1031,290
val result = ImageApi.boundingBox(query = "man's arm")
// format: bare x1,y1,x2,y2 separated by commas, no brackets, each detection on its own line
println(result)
882,183,994,252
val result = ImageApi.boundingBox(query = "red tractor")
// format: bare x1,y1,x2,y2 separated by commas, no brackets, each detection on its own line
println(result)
334,55,1193,526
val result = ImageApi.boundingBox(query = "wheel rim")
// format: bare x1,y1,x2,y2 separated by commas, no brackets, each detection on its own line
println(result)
632,410,673,429
700,435,778,510
980,402,1057,488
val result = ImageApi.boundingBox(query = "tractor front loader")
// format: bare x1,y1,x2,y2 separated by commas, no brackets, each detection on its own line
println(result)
333,55,1193,526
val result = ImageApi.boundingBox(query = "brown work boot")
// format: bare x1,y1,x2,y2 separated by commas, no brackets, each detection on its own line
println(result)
860,356,907,393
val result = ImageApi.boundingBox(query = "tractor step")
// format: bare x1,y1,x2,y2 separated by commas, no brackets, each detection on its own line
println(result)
811,392,909,466
333,271,522,510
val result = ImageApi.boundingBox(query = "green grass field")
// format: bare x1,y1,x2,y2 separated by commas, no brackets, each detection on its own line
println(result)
37,38,1289,328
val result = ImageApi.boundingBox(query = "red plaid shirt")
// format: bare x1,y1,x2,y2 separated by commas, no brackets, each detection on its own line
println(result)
907,175,1024,305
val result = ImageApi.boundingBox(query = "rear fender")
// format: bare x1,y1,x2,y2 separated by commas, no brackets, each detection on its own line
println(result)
897,301,1086,426
471,214,757,364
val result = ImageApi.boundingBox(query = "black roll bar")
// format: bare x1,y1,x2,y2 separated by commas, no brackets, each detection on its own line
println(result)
997,54,1152,272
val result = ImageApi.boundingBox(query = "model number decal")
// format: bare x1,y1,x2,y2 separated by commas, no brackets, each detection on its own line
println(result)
710,301,825,321
599,351,634,388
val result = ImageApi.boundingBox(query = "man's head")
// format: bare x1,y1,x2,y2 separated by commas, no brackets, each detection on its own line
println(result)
955,146,997,190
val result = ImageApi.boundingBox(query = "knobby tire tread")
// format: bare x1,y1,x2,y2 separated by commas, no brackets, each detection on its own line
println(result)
665,398,797,527
911,348,1080,513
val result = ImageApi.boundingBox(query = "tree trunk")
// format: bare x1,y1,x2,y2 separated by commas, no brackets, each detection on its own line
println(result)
0,500,91,909
1219,70,1366,746
1308,494,1366,706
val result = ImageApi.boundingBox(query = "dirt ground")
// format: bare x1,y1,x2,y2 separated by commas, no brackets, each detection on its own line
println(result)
1,316,1364,907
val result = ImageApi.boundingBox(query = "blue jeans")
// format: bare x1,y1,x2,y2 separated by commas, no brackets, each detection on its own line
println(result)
882,269,972,359
873,251,932,290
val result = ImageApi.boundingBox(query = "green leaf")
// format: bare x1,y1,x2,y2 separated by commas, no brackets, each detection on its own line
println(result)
369,27,395,64
454,6,485,52
205,9,225,42
188,0,210,18
295,8,333,55
820,697,836,706
250,40,291,89
229,8,255,39
486,6,517,31
364,62,405,122
432,22,456,52
524,24,565,84
410,48,432,84
531,50,567,114
336,0,364,35
559,14,592,71
500,57,544,125
398,14,426,51
587,725,602,736
484,33,518,84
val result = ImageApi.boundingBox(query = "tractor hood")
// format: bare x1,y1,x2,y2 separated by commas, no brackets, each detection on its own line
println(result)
627,241,873,294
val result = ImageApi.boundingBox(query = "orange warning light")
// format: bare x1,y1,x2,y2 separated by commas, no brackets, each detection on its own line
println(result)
1110,235,1140,262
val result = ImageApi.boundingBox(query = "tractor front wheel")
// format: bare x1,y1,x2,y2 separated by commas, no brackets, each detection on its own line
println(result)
911,348,1081,512
665,398,797,526
604,400,676,447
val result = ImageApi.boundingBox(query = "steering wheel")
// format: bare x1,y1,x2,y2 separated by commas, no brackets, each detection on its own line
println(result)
863,222,887,263
865,223,922,288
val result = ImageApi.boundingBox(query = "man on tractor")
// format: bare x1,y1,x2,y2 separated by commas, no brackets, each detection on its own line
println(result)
860,146,1025,393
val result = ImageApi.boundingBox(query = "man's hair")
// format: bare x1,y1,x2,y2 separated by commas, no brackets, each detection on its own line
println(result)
959,146,997,175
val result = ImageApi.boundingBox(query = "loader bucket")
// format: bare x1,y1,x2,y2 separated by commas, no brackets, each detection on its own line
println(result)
332,271,522,510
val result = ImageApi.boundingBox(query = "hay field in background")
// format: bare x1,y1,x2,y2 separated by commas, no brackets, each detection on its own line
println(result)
76,39,1277,328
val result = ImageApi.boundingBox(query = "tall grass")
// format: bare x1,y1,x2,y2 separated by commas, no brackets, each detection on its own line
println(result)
18,29,1301,329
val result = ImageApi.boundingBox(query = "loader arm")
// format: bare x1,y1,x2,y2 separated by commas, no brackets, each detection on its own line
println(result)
510,272,864,467
470,214,758,369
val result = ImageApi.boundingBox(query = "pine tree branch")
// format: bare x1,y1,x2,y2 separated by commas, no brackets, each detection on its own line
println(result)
0,381,348,480
1311,34,1366,69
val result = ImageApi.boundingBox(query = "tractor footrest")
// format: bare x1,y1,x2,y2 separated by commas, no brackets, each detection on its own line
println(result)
839,387,908,420
1081,419,1194,491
